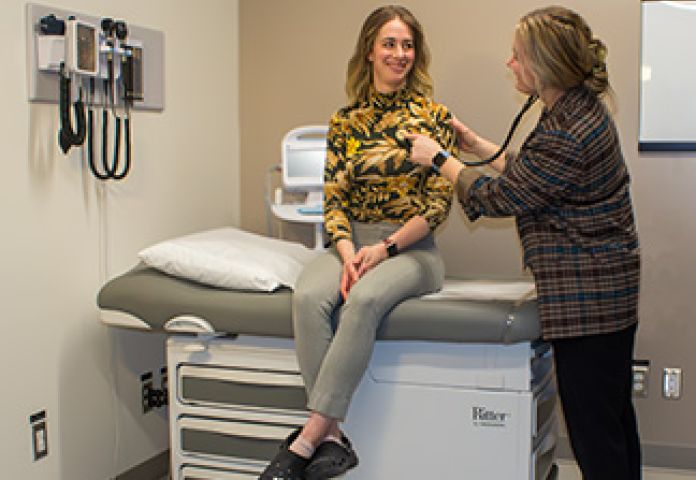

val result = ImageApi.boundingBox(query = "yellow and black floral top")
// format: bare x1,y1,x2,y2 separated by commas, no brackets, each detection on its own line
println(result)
324,87,457,244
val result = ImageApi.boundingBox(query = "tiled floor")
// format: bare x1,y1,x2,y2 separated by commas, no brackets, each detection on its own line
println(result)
557,460,696,479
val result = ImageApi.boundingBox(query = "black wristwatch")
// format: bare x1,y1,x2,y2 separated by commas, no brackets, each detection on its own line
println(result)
431,150,450,173
382,238,399,257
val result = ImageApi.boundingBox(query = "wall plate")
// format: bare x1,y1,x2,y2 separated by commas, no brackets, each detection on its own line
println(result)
663,367,682,400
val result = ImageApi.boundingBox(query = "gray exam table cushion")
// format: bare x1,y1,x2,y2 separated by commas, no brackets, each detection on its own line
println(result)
98,264,541,344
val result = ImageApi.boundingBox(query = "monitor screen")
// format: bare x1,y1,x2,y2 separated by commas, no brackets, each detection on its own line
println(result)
285,148,325,184
76,23,96,73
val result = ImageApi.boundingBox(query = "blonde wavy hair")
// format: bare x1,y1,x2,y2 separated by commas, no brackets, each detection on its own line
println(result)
345,5,433,104
516,6,610,97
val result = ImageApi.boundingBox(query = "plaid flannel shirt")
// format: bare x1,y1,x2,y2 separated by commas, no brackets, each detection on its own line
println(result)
457,86,640,340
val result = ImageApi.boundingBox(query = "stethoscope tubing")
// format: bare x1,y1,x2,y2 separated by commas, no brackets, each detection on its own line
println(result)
460,94,538,167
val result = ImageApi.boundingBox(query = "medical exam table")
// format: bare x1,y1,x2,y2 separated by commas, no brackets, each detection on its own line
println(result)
99,263,557,479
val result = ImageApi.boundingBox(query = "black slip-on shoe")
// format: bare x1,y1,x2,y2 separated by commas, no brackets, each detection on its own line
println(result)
304,434,358,480
278,427,302,450
259,428,309,480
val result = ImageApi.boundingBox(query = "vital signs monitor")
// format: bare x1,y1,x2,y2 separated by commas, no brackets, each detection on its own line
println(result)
281,126,328,193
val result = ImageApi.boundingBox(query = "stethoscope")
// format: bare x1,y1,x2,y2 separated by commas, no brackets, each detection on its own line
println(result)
460,94,538,167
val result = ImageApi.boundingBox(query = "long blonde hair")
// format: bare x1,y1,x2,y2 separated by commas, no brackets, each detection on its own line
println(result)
516,6,609,96
345,5,432,104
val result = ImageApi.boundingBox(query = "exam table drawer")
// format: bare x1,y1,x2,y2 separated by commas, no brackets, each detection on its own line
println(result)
179,415,303,465
181,465,259,480
178,364,307,413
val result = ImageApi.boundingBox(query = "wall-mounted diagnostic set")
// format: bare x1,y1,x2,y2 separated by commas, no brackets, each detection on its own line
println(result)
28,4,164,181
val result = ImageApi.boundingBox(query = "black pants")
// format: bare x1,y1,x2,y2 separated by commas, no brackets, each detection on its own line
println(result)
552,324,641,480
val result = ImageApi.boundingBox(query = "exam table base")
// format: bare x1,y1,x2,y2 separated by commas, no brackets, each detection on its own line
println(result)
167,335,557,480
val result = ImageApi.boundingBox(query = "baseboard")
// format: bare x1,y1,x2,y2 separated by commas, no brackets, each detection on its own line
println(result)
114,450,169,480
556,436,696,471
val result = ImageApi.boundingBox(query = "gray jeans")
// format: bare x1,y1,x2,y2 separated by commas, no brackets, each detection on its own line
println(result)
292,222,444,419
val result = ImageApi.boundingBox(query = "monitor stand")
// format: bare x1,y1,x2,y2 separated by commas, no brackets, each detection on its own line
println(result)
305,191,323,209
305,191,324,250
270,191,325,251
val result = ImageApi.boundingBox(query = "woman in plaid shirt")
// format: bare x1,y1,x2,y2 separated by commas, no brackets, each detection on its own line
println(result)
409,6,641,479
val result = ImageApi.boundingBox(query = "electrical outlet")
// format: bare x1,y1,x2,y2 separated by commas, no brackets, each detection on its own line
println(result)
29,410,48,461
141,371,154,413
141,369,169,412
663,367,682,399
632,359,650,397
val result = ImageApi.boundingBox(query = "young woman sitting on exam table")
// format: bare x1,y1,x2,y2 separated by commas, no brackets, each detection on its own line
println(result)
259,5,457,480
407,6,641,480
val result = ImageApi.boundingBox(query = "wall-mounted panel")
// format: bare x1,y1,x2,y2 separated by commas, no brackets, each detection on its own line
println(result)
640,1,696,151
26,3,164,111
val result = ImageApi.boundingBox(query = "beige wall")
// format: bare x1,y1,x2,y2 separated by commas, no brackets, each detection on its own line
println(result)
1,1,239,478
240,0,696,464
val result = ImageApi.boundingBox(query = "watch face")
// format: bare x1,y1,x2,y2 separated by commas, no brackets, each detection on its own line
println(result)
387,242,398,257
433,151,449,168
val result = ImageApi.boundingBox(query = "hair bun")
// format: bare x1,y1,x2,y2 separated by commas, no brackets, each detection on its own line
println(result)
585,37,609,95
589,38,607,63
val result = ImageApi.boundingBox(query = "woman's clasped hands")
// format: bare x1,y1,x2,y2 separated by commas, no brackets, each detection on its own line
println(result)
340,243,389,299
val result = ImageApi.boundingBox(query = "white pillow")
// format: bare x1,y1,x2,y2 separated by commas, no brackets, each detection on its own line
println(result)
138,227,318,291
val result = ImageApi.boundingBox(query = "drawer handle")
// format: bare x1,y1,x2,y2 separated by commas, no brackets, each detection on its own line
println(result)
165,315,216,333
183,343,207,353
